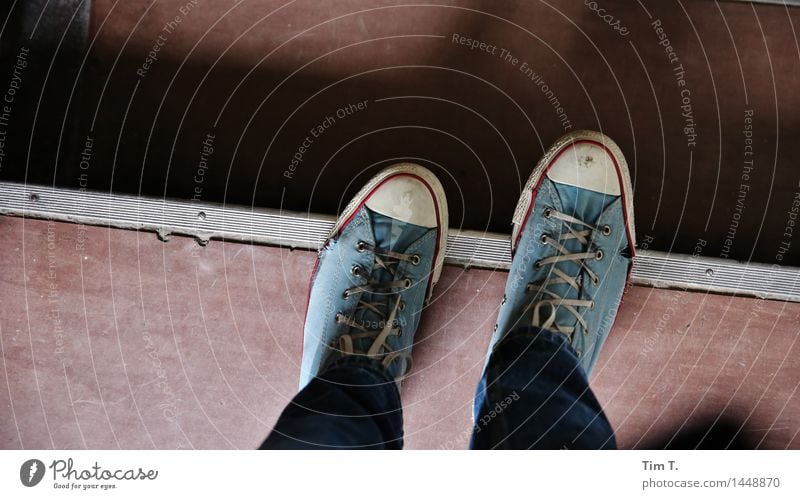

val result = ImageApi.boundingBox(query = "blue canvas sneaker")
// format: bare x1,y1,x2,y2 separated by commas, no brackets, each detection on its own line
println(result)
486,130,636,376
298,163,448,389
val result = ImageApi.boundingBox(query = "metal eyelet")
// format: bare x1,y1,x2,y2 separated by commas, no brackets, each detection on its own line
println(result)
398,301,406,311
335,312,344,322
403,278,412,288
543,207,553,218
534,260,543,269
602,225,612,236
397,328,403,337
356,241,367,252
540,233,549,244
351,265,361,276
591,275,599,285
501,294,506,305
410,254,421,266
342,290,351,299
493,324,498,332
576,349,582,358
595,250,604,261
589,301,595,309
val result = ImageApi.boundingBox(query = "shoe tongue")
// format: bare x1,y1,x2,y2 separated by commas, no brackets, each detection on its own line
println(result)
546,181,620,329
367,207,429,254
551,181,618,221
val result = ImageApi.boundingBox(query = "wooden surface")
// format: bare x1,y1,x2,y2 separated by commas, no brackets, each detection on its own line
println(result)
1,217,798,449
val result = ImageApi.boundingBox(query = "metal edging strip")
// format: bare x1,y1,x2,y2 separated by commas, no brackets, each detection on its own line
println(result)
1,181,798,302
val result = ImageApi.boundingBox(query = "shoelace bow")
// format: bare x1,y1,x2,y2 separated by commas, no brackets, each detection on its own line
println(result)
528,208,609,340
331,240,418,374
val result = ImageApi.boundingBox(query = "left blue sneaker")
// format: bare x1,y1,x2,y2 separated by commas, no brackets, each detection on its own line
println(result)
298,163,448,389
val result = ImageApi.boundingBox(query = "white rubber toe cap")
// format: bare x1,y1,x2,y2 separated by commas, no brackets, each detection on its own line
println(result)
365,175,438,228
546,141,622,196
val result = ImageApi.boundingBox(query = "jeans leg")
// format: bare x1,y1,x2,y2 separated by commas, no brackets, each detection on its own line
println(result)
470,327,616,449
260,356,403,449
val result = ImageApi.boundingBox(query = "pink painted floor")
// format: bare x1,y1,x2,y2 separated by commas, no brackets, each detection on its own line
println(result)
1,216,799,449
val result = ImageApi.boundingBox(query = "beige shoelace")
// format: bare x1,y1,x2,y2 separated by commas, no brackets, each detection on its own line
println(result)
527,208,608,338
330,241,419,374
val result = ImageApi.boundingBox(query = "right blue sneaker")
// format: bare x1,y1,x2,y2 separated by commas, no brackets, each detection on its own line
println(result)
486,130,636,376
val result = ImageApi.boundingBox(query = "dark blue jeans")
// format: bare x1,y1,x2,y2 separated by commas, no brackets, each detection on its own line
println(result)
261,327,616,449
